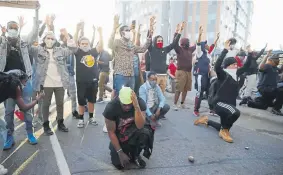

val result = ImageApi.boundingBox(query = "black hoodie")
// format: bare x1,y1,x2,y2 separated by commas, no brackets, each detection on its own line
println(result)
148,33,181,74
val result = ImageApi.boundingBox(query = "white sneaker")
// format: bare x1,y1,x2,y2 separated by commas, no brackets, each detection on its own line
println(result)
181,103,189,109
89,117,98,126
77,120,85,128
103,125,108,133
173,104,179,111
0,164,8,175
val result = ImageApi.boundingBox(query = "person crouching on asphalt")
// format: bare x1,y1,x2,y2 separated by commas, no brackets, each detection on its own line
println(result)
194,39,241,143
103,87,154,169
139,71,170,127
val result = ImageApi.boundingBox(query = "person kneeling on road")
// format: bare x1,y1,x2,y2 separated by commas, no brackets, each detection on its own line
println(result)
103,87,154,169
139,71,170,127
194,39,241,143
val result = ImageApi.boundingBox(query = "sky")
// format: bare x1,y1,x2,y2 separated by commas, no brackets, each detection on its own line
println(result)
0,0,281,50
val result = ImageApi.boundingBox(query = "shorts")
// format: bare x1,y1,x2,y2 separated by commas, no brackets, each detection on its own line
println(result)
76,81,98,106
175,70,192,92
157,74,167,93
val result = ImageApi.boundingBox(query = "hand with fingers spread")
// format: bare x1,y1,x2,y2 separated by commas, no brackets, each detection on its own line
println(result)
0,25,6,34
97,26,103,34
113,15,121,30
50,14,56,23
18,16,26,29
179,21,186,33
149,16,156,37
76,21,84,31
175,23,180,33
224,40,231,50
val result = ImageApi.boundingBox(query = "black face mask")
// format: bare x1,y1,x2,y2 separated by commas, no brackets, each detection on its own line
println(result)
181,43,190,49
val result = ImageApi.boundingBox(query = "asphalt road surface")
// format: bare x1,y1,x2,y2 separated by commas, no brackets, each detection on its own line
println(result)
1,95,283,175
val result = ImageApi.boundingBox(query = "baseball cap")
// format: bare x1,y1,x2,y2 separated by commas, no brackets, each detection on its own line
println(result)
119,87,133,105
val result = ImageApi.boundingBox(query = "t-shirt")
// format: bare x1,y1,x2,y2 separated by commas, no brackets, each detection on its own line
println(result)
44,49,63,87
258,64,279,90
75,48,99,83
103,97,146,133
4,49,26,73
168,63,177,76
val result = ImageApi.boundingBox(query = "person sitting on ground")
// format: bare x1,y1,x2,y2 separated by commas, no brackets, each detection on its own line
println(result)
139,71,170,127
103,87,154,169
246,52,283,115
194,39,241,143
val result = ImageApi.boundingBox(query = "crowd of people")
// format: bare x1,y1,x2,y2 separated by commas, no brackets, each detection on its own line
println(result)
0,12,282,174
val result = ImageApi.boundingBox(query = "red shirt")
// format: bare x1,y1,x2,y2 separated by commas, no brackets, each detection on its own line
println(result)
168,63,177,76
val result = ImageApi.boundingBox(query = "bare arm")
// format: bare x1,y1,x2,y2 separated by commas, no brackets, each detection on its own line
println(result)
105,118,122,151
134,105,146,129
97,27,104,50
259,50,272,70
90,26,96,48
15,88,38,111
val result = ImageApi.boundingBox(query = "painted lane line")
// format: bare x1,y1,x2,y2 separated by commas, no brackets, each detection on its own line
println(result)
12,150,39,175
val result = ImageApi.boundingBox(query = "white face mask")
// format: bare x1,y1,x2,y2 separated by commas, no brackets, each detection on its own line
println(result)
230,44,235,50
7,29,18,38
45,39,55,48
224,69,237,81
80,45,91,52
123,31,131,40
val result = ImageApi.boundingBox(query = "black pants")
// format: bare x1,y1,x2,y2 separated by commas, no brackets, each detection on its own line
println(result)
149,104,170,119
194,74,209,112
208,102,240,131
247,87,283,110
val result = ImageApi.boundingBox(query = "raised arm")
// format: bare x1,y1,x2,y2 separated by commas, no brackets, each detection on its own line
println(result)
90,25,96,48
195,26,204,58
165,22,184,53
258,49,272,71
108,15,120,50
96,27,104,50
214,40,230,81
236,46,253,76
19,16,37,46
255,43,267,60
135,24,142,46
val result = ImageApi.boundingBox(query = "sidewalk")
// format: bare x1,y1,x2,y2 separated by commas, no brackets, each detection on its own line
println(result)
165,91,283,125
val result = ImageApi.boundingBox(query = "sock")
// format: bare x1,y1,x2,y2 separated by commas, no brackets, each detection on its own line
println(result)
181,102,184,104
79,114,84,120
89,113,93,118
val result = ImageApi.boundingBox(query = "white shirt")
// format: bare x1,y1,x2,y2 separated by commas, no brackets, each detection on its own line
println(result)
44,49,63,87
147,88,156,109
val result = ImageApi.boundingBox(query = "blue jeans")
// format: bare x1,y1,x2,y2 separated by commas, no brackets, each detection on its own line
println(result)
114,74,135,96
4,79,33,135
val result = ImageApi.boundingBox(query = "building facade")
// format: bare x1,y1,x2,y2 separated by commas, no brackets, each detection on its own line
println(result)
115,0,253,49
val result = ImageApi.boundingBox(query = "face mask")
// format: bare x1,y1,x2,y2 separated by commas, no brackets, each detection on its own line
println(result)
80,45,91,52
45,39,55,48
156,42,163,49
7,29,18,38
224,69,237,81
148,80,157,88
230,44,235,50
123,31,131,40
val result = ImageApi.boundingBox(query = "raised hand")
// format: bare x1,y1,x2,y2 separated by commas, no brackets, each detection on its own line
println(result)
175,23,180,33
264,43,268,49
224,40,231,50
138,24,142,33
61,28,69,39
76,21,84,31
18,16,26,29
267,49,273,56
97,27,102,34
149,16,156,30
0,25,6,34
92,25,96,32
113,15,120,30
50,14,56,23
180,21,186,31
199,26,203,34
217,32,220,38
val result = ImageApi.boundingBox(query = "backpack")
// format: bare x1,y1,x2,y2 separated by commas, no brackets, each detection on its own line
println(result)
207,77,219,107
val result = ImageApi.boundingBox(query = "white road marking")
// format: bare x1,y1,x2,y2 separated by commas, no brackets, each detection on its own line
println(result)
49,131,71,175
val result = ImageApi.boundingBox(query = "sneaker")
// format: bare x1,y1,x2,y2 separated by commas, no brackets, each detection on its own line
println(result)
103,125,108,133
77,119,85,128
193,111,199,117
133,156,146,169
156,121,162,127
0,164,8,175
43,121,54,136
219,129,233,143
194,115,208,126
89,117,98,126
27,133,38,145
3,135,15,150
97,98,104,103
173,104,179,111
271,108,283,116
159,115,167,120
209,110,215,116
103,94,108,99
